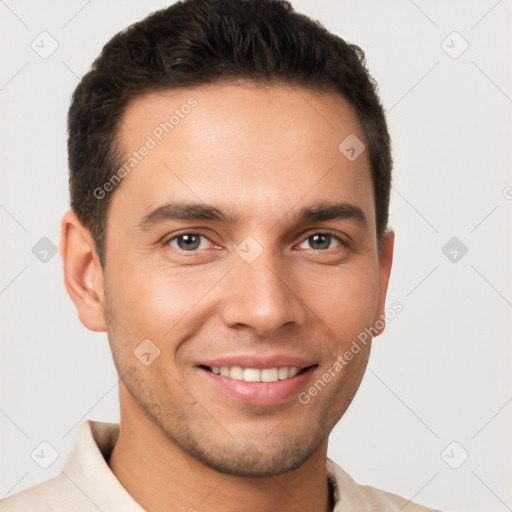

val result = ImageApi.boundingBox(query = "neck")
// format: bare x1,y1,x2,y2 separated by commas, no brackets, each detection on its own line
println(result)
107,386,334,512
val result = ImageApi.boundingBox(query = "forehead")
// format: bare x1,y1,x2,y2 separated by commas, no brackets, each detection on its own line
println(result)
110,83,375,230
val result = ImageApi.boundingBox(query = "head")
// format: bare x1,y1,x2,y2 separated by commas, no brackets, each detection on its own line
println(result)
61,0,394,477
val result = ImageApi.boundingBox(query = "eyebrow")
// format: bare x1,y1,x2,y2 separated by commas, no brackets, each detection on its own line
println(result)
295,201,367,227
137,200,368,230
138,202,237,229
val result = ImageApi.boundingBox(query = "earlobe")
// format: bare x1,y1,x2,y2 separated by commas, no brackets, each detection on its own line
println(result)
373,229,395,337
60,211,107,332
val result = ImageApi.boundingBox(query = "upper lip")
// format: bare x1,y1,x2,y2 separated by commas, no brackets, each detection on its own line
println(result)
197,354,317,369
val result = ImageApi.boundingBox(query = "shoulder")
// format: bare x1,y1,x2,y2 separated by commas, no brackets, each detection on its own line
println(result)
0,471,91,512
0,475,63,512
327,459,442,512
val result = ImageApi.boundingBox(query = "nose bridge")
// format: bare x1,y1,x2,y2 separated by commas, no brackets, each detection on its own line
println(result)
220,240,306,335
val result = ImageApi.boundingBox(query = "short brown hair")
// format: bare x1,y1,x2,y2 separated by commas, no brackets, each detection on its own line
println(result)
67,0,392,265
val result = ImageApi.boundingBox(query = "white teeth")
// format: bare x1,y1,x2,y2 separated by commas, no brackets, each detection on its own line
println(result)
261,368,279,382
229,366,244,380
211,366,302,382
288,367,299,377
243,368,261,382
278,367,289,380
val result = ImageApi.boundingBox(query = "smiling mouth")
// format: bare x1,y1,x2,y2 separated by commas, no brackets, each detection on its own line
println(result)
199,365,316,383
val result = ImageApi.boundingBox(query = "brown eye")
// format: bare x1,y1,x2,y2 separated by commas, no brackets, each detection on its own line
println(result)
167,233,211,251
299,233,342,251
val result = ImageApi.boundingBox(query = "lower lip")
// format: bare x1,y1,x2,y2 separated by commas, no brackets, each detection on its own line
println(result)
199,367,316,406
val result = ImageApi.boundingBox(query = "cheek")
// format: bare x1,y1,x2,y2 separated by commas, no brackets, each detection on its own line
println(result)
107,261,225,341
309,262,380,344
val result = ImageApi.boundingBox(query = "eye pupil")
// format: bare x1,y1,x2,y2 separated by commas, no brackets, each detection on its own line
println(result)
310,234,330,250
178,234,200,250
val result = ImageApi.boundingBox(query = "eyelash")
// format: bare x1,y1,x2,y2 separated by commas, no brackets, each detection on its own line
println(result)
163,231,349,253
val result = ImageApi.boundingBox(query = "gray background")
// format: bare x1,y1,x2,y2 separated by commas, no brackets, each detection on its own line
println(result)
1,1,511,511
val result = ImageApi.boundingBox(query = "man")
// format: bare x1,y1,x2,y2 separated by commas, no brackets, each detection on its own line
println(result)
0,0,440,510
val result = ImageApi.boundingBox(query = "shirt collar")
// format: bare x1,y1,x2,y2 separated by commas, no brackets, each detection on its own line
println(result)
60,420,145,511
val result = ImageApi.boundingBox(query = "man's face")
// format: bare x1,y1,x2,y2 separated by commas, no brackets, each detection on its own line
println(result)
100,83,393,477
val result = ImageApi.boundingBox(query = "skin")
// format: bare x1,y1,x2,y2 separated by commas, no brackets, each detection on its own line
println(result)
60,83,394,512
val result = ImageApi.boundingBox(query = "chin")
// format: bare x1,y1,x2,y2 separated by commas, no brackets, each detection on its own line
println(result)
186,439,321,477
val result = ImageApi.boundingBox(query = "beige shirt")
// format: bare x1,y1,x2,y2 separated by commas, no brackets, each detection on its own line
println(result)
1,420,440,511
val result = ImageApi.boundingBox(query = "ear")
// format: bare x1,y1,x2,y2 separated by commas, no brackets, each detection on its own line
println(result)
373,229,395,336
60,210,107,332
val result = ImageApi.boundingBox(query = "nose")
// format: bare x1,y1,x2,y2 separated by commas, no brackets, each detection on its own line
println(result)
219,248,307,336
